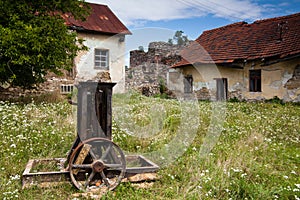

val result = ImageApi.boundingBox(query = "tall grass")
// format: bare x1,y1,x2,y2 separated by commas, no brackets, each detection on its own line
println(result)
0,94,299,199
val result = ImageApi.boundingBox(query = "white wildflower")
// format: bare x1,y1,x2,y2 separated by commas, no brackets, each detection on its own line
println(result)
291,170,297,175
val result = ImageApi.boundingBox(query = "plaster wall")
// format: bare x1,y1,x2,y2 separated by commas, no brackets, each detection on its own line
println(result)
178,58,300,101
242,59,298,101
75,33,126,93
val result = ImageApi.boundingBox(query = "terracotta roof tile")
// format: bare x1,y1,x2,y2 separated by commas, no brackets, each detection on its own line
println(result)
173,12,300,67
63,3,131,35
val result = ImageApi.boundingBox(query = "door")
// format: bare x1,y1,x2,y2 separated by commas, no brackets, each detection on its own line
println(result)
184,75,193,93
215,78,228,101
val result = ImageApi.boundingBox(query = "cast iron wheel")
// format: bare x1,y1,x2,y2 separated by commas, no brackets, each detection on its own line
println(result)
68,137,126,191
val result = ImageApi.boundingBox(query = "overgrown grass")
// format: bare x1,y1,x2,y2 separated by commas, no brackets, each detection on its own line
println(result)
0,94,299,199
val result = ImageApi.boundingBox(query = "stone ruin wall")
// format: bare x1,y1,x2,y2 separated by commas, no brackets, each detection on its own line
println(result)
0,70,115,101
0,72,74,101
126,42,184,96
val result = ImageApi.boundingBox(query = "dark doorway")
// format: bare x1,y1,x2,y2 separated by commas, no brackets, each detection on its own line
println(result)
215,78,228,101
184,75,193,93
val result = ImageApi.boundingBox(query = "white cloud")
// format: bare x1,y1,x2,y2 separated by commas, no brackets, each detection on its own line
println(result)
87,0,264,26
87,0,203,26
198,0,263,20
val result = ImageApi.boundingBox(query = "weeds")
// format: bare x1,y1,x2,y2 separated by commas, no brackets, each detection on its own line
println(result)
0,95,299,199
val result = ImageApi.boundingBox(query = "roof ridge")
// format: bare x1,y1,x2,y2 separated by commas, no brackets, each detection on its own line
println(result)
253,12,300,24
196,21,248,41
200,12,300,36
204,21,247,32
87,2,108,7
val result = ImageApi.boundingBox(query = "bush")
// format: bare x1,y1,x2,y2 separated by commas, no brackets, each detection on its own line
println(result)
265,96,284,104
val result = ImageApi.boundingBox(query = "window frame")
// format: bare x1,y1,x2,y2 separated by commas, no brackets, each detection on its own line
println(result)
249,69,262,92
94,48,109,70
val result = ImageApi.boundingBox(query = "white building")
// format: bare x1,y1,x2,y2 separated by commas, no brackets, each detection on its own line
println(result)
63,3,131,93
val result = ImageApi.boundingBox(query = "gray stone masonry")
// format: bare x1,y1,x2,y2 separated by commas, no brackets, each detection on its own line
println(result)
126,42,185,93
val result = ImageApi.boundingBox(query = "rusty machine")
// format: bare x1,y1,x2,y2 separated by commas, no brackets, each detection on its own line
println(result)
22,81,159,191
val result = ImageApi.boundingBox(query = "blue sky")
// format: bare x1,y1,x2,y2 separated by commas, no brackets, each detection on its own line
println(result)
87,0,300,51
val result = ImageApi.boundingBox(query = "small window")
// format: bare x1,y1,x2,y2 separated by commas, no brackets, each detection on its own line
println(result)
94,49,109,69
60,84,74,94
249,70,261,92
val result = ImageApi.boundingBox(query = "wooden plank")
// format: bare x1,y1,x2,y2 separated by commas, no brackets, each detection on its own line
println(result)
72,144,91,175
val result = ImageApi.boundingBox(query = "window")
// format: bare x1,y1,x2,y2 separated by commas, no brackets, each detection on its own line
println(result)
94,49,109,69
184,75,193,93
60,84,74,94
249,70,261,92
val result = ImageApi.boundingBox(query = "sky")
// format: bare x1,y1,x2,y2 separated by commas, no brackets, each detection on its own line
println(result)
87,0,300,51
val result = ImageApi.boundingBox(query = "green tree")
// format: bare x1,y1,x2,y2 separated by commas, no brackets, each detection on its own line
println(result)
0,0,90,88
138,46,144,51
167,38,173,45
168,30,189,46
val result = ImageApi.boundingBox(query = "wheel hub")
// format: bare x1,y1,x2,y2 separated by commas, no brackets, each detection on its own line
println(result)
92,160,105,172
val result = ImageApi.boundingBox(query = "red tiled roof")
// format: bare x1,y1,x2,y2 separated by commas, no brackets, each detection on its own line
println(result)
173,12,300,67
62,3,131,35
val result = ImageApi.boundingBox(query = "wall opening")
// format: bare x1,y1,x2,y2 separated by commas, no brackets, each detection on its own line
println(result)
249,70,261,92
215,78,228,101
184,75,193,93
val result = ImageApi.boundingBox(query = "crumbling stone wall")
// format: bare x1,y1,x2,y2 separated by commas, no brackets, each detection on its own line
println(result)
285,65,300,89
0,72,74,101
126,42,184,93
284,64,300,102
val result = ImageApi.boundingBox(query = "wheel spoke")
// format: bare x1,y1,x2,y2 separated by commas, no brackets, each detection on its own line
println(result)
89,149,98,160
72,164,92,169
84,171,96,188
100,171,110,186
101,144,112,160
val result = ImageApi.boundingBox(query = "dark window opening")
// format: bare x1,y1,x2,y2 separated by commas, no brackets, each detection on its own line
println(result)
249,70,261,92
60,84,74,94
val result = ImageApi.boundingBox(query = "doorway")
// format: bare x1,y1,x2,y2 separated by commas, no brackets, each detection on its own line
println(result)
184,75,193,93
215,78,228,101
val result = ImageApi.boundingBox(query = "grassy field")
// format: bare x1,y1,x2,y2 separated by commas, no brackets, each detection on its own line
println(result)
0,93,299,199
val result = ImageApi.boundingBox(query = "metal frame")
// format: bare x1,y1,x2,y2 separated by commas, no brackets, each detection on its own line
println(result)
22,155,159,188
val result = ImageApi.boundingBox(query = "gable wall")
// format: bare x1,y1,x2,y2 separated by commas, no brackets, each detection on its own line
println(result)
75,32,126,93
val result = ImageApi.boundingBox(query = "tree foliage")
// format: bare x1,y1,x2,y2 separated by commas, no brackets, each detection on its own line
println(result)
138,46,144,51
168,30,189,46
0,0,90,88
